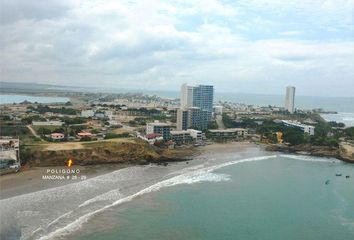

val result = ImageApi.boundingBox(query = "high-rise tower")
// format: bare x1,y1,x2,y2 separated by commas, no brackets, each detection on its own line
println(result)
285,86,295,113
177,84,214,130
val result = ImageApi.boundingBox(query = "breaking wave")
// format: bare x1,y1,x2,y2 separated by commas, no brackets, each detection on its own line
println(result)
280,154,340,163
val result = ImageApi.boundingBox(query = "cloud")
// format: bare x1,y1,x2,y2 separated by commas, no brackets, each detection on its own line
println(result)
0,0,353,96
279,31,304,36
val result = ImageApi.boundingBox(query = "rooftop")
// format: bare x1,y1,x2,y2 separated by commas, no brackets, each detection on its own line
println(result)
209,128,247,133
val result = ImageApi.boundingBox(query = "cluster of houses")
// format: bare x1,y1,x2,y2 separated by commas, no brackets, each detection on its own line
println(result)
49,131,94,141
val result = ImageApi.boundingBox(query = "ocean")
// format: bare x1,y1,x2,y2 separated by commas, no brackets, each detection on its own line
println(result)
0,94,69,104
142,90,354,113
1,145,352,240
67,154,354,240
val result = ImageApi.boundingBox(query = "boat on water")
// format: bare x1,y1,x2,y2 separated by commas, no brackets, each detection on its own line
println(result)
346,176,350,178
336,173,342,176
325,180,330,185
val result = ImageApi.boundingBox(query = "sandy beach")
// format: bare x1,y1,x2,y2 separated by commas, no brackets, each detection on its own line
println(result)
0,164,129,200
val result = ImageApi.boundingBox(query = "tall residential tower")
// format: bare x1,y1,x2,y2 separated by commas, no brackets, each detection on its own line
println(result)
285,86,295,113
177,84,214,130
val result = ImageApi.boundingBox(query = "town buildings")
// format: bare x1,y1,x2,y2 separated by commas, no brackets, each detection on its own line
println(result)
285,86,295,114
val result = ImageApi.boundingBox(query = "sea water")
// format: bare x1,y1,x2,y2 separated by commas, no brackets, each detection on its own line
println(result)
68,155,354,240
1,151,353,240
0,94,69,104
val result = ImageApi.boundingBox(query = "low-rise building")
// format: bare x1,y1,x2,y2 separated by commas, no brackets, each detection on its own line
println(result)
187,129,204,142
32,120,64,126
281,120,315,135
207,128,248,141
170,130,193,145
138,133,164,145
81,110,95,118
146,121,172,140
51,133,65,140
77,132,93,138
0,137,20,173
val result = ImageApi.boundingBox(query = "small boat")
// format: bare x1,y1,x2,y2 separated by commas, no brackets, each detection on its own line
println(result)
325,180,330,185
336,173,342,176
346,176,350,178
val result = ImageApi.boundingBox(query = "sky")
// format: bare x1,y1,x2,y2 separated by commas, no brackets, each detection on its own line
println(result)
0,0,353,96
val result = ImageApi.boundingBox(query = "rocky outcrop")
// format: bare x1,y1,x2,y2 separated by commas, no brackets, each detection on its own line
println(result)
21,140,196,167
339,143,354,163
265,144,340,159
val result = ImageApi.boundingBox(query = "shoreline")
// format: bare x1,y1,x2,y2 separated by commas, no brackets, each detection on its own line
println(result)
1,141,352,200
0,142,254,200
0,141,347,240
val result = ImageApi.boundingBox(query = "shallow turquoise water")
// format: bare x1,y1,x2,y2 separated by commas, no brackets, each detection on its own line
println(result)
71,157,354,240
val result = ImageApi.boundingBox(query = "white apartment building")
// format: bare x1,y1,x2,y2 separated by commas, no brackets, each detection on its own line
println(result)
187,129,203,142
282,120,315,135
180,83,194,108
214,106,223,115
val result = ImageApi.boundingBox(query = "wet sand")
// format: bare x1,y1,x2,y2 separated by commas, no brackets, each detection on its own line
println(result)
0,164,129,200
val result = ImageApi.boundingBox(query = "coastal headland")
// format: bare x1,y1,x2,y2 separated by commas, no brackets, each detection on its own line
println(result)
21,138,198,167
265,142,354,163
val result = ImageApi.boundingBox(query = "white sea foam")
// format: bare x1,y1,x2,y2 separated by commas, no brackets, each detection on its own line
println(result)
79,189,122,208
38,155,276,240
280,154,339,163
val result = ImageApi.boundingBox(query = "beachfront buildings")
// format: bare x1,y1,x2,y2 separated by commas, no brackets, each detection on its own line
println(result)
170,129,204,145
285,86,295,113
281,120,315,135
207,128,248,141
138,133,164,145
170,130,193,144
177,84,214,131
146,121,172,140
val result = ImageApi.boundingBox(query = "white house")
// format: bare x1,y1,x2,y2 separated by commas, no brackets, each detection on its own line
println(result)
51,133,65,140
81,110,95,118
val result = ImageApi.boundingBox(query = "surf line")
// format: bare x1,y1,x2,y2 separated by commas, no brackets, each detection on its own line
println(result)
38,155,277,240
